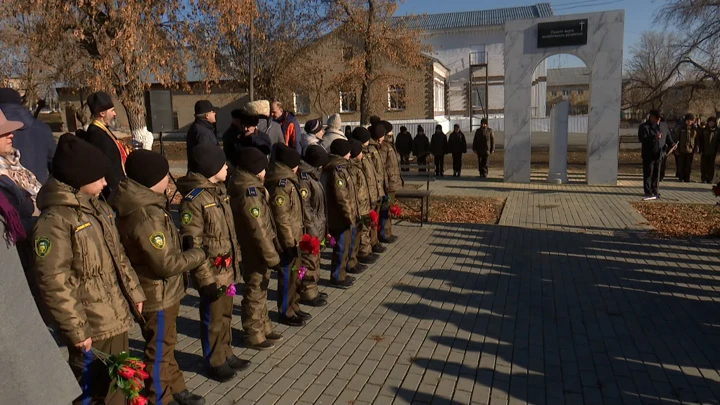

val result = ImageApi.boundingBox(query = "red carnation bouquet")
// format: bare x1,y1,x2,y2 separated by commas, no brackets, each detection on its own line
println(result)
299,234,320,256
91,349,149,404
368,209,379,230
389,203,402,218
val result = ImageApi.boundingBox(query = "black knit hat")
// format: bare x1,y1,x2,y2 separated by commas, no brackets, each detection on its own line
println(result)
369,116,381,126
194,100,216,115
87,91,114,115
370,125,387,140
304,119,322,135
240,110,259,127
125,150,169,188
236,147,268,175
274,143,301,169
303,145,329,168
231,109,243,120
381,121,393,133
350,139,363,158
417,125,423,133
685,113,695,122
53,134,109,190
708,116,717,123
330,139,351,156
193,144,226,179
351,127,371,143
0,88,22,105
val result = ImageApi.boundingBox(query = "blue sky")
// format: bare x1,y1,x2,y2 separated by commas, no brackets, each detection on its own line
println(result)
396,0,662,67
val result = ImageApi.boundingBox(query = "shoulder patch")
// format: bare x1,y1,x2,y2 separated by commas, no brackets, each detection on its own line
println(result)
180,210,193,225
249,207,260,218
275,195,285,207
34,237,51,258
246,187,258,197
279,178,287,187
222,195,230,203
300,172,308,180
75,222,92,232
300,188,309,199
203,202,217,209
184,188,203,201
149,232,166,250
336,165,343,172
336,179,345,188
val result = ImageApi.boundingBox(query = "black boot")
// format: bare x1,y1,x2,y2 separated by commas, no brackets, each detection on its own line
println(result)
359,254,379,264
296,310,312,321
330,276,355,289
372,244,387,254
246,339,275,351
208,362,237,383
278,314,306,327
265,332,284,342
318,291,328,299
348,263,368,274
226,355,250,371
380,235,398,244
172,390,206,405
300,295,328,307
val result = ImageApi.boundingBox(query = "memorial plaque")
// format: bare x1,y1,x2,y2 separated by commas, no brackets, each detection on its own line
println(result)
537,19,588,48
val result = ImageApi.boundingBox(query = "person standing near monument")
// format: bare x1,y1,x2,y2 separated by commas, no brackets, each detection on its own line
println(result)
430,124,447,176
186,100,218,174
699,117,719,183
658,113,674,182
472,119,495,178
413,126,430,172
447,124,467,177
676,113,699,182
395,126,413,171
638,109,675,200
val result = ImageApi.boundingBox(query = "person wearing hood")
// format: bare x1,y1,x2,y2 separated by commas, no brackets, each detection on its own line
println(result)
228,147,284,351
245,100,285,147
177,144,249,382
395,126,413,171
352,127,386,259
473,119,495,178
321,139,358,289
413,125,430,172
699,116,719,183
265,144,310,327
110,150,207,405
370,123,398,244
300,118,324,154
676,113,699,183
223,109,272,159
320,114,347,150
0,88,56,184
81,91,128,198
430,124,448,176
448,124,467,177
186,100,219,174
346,138,373,274
297,145,330,307
33,134,146,405
271,100,303,154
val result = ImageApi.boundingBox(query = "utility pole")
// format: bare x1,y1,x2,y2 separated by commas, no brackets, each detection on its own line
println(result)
249,18,254,101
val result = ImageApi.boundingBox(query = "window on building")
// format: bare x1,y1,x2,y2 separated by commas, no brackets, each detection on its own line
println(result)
562,90,570,96
471,86,487,110
342,46,353,61
293,92,310,115
388,85,406,110
340,91,357,113
577,89,584,95
434,78,445,114
551,91,557,97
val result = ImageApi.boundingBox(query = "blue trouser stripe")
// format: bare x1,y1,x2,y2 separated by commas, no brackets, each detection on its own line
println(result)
380,206,389,239
347,226,357,270
80,348,93,405
200,297,211,364
333,232,345,279
154,310,165,405
281,262,290,314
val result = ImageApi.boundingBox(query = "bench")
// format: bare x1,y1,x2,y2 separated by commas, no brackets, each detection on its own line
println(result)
396,164,433,226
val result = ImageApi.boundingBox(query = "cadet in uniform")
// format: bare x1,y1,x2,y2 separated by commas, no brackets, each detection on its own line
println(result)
265,144,310,327
699,117,719,183
33,135,146,405
346,139,373,273
177,144,249,382
368,124,397,244
111,150,207,405
378,121,401,243
297,145,330,307
322,139,358,289
676,113,699,182
228,147,284,350
354,127,386,257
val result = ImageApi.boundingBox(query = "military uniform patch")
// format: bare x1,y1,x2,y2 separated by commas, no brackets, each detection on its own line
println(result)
75,222,92,232
300,172,308,180
250,207,260,218
336,165,343,172
246,187,258,197
180,210,193,225
184,188,203,201
300,188,309,199
275,196,285,207
203,202,217,209
336,179,345,188
149,232,166,249
34,237,51,258
279,178,287,187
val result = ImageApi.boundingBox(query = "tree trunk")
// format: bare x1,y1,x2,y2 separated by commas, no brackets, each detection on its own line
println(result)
119,81,154,150
360,0,375,126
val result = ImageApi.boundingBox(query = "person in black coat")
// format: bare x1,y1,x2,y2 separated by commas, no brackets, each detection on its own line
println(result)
395,126,413,171
447,124,467,177
472,118,495,178
79,91,126,198
638,109,675,199
658,113,675,182
187,99,219,174
430,125,447,176
222,109,272,160
0,88,56,184
412,125,430,172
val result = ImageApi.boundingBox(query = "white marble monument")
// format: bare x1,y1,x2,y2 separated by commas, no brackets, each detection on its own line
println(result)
503,10,624,184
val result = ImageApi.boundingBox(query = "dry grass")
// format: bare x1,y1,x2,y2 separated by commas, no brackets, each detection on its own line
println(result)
395,195,505,224
633,202,720,238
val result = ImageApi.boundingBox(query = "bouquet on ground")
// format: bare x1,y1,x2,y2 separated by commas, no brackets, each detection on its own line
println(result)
91,349,149,404
298,234,321,256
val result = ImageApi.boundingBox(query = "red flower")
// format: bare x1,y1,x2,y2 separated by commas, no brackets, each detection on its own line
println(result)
299,234,320,256
127,359,146,370
135,368,149,380
128,377,142,392
389,204,401,218
130,395,148,405
368,210,379,230
118,365,136,380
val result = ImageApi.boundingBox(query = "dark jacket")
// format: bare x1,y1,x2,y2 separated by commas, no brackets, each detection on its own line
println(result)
0,103,55,184
430,130,447,156
222,124,272,161
265,162,305,252
448,131,467,154
187,118,218,173
676,125,698,154
81,123,126,198
473,127,495,155
297,162,328,239
275,111,303,154
413,132,430,158
699,126,720,156
638,120,673,161
395,130,413,155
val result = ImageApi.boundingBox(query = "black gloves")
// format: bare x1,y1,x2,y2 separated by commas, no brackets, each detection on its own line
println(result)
199,283,219,300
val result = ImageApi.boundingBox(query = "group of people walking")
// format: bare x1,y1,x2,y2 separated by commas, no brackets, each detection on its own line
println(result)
0,89,405,405
639,110,719,200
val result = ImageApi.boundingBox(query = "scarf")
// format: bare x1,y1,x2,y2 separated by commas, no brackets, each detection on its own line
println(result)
92,120,129,169
0,150,42,203
0,190,25,246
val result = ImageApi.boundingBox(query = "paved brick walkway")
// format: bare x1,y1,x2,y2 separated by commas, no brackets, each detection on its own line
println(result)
117,171,720,405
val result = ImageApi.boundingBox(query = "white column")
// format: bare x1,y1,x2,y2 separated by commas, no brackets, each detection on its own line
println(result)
548,101,569,183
